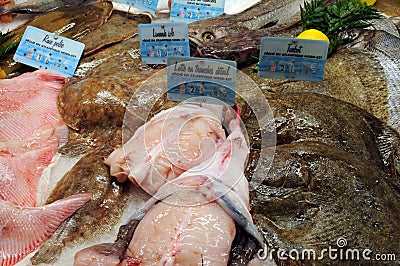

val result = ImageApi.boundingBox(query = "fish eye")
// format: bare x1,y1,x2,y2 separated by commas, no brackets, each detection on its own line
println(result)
202,32,215,42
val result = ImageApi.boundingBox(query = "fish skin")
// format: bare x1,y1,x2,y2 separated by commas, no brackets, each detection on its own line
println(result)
58,52,158,156
0,70,68,207
30,151,136,265
0,192,91,266
81,10,151,57
0,0,95,15
188,0,309,47
73,220,140,266
240,47,389,124
348,29,400,133
195,24,302,67
245,92,400,265
0,138,58,206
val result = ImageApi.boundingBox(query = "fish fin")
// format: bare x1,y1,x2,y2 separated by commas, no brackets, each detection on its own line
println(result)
216,190,264,247
376,125,400,164
194,177,264,247
0,193,91,266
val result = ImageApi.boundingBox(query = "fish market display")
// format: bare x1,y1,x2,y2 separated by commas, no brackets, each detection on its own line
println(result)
76,118,265,265
0,0,96,15
0,70,67,206
105,103,227,195
188,0,309,48
30,151,140,265
249,92,400,264
0,193,91,266
0,1,113,76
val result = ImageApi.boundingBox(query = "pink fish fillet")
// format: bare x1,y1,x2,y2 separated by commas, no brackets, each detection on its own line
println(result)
0,70,66,142
0,192,92,266
105,103,226,195
120,119,258,265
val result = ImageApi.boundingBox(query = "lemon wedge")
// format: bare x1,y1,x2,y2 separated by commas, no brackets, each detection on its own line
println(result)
297,29,330,43
361,0,376,6
0,68,6,79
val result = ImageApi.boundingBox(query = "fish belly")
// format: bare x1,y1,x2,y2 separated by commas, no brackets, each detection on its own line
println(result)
124,200,235,266
106,104,225,195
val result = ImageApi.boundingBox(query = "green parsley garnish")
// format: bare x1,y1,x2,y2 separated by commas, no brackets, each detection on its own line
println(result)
300,0,381,55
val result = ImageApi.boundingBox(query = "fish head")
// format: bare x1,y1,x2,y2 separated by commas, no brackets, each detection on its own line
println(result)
195,33,259,67
188,14,246,51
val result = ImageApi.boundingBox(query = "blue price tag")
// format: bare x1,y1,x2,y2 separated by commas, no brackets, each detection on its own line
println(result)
113,0,159,14
170,0,225,23
139,23,190,64
13,26,85,77
167,56,237,106
258,37,329,82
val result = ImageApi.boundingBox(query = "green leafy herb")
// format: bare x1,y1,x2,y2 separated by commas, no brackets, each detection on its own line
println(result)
300,0,381,55
0,31,18,59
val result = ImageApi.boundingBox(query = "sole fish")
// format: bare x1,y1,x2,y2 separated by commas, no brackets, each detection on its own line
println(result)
30,151,136,265
0,192,91,266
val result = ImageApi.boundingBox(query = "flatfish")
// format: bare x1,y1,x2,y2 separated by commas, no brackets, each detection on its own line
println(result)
239,48,389,124
348,29,400,133
58,52,159,156
30,150,139,265
249,92,400,265
82,10,151,57
0,1,113,76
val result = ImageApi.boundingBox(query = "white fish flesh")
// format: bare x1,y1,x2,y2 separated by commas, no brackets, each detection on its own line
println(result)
105,103,226,195
118,119,263,265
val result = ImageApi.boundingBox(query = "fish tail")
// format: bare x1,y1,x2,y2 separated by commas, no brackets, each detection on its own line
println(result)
0,193,92,266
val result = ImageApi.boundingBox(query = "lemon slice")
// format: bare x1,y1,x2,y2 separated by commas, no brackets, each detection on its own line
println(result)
361,0,376,6
297,29,330,43
0,68,6,79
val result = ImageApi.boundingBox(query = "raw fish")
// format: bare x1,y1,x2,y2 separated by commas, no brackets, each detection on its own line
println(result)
105,103,227,195
0,133,58,206
31,151,139,265
120,119,262,265
0,192,91,266
0,70,65,141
